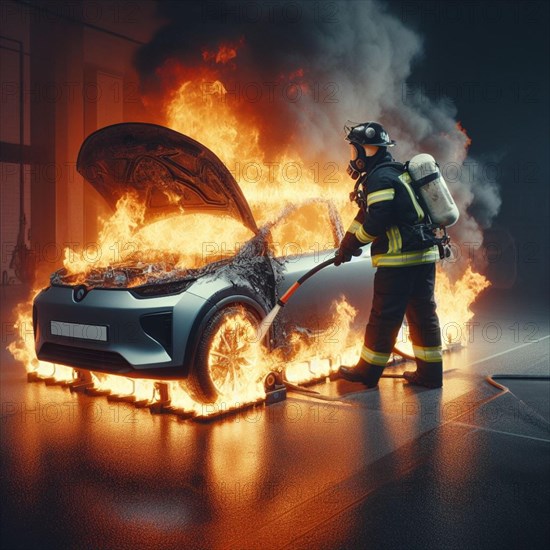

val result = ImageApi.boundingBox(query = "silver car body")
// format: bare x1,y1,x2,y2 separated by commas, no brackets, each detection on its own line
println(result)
33,123,374,381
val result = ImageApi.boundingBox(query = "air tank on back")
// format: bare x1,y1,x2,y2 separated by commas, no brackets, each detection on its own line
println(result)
407,153,460,227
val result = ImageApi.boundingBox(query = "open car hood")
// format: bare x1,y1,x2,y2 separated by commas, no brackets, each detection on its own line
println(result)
77,123,258,234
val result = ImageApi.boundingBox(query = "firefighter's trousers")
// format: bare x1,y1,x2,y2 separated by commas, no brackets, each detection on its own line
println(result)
360,262,443,385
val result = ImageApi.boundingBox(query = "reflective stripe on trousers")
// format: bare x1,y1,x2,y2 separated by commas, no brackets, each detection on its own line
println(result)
361,262,442,384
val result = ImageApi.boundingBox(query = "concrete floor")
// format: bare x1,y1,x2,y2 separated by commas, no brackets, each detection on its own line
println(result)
1,285,549,549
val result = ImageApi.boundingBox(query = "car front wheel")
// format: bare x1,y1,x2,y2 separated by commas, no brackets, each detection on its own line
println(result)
186,305,266,403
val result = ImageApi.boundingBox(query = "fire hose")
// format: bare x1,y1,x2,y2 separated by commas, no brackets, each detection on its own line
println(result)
258,252,415,398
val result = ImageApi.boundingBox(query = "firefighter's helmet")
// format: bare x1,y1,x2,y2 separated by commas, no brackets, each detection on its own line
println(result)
345,121,396,147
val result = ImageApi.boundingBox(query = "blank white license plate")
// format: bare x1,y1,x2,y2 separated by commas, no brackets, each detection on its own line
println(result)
51,321,108,342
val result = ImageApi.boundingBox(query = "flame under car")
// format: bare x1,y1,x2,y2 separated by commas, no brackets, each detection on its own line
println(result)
33,123,374,403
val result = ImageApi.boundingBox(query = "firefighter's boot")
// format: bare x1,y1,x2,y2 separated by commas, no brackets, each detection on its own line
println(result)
402,369,442,389
338,362,384,388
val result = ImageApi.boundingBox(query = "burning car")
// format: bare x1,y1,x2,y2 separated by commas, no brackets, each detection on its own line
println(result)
32,123,374,404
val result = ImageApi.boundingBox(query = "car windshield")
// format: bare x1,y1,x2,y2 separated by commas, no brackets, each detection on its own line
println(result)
268,201,341,258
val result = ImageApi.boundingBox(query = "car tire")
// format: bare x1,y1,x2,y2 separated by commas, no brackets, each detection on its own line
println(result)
186,304,264,403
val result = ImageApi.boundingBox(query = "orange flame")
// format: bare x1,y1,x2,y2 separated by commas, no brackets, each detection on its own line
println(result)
7,53,491,416
435,264,490,344
202,37,244,64
60,191,254,285
456,121,472,150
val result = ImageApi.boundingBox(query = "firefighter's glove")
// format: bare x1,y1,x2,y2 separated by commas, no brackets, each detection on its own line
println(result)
334,233,362,266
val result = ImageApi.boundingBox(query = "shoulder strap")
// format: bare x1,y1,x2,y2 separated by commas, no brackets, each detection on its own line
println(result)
402,160,433,224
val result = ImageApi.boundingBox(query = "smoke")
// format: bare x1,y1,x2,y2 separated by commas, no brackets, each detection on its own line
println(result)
135,0,501,275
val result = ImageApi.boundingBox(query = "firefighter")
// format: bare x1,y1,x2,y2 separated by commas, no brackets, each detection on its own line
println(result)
335,122,443,389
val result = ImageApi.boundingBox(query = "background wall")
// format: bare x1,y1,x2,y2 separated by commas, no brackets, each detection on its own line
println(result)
0,0,159,285
1,0,548,304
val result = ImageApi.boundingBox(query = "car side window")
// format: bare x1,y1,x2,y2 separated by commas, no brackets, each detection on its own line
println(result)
268,201,343,258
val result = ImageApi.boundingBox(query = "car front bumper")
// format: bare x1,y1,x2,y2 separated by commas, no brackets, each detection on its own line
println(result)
33,285,208,376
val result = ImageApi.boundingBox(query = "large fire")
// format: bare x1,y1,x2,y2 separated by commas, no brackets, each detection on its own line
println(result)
8,42,490,417
58,193,255,287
